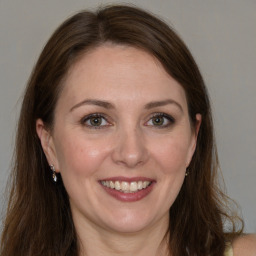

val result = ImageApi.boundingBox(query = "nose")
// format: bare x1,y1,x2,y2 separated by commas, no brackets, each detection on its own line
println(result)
111,127,149,168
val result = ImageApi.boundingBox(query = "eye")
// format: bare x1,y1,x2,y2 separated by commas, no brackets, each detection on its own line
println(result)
81,114,111,128
145,113,175,128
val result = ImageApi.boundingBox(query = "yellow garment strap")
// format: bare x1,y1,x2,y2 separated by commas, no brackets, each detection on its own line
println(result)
224,244,233,256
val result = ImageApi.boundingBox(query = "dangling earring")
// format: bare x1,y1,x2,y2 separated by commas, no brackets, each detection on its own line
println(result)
50,164,57,183
185,168,190,176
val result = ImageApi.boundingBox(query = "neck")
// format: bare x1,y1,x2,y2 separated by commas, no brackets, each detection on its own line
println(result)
74,215,170,256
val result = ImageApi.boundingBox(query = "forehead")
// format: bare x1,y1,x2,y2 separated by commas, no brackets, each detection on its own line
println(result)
58,45,188,110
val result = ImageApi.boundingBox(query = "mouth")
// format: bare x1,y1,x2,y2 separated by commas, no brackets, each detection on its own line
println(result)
99,177,155,202
100,180,152,193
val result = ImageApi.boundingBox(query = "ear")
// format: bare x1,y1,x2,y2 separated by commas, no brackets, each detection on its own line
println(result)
186,113,202,167
36,119,60,172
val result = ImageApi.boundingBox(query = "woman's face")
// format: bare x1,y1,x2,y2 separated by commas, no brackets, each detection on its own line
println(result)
38,45,201,234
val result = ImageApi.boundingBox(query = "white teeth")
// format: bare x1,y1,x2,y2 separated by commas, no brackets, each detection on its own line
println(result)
114,181,121,190
109,181,115,189
121,181,129,191
130,182,138,192
142,181,150,188
137,181,143,190
101,180,152,193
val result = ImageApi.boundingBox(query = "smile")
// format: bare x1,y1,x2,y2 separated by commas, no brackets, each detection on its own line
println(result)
99,177,155,202
100,180,152,193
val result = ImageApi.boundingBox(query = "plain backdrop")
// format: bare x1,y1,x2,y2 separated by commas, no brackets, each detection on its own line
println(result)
0,0,255,232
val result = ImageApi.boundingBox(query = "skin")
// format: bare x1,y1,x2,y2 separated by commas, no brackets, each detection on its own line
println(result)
233,234,256,256
37,44,202,255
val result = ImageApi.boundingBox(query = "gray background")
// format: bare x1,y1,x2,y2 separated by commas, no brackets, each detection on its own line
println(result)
0,0,255,232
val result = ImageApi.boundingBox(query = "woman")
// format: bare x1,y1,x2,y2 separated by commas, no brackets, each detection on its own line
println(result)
1,5,255,256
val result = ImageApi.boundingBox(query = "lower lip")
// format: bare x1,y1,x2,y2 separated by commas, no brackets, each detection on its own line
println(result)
100,182,155,202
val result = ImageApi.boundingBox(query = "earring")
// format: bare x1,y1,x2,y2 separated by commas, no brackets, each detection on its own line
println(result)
50,164,57,183
185,168,190,176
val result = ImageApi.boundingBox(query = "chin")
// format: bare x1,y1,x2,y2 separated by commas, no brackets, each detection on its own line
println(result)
99,208,162,234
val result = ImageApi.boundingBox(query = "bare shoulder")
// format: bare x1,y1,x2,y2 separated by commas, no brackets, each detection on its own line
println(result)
233,234,256,256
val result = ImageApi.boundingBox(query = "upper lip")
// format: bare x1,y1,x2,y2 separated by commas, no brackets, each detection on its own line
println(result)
99,176,155,182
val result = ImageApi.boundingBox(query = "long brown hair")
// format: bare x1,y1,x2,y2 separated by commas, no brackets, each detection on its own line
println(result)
1,5,243,256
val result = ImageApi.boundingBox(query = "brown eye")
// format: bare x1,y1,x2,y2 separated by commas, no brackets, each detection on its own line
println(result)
152,116,164,126
81,114,110,129
89,117,103,126
146,113,175,128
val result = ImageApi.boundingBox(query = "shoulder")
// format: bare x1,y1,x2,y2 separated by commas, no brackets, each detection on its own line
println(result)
232,234,256,256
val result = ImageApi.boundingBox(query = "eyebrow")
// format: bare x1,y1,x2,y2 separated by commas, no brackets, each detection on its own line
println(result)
145,99,183,112
70,99,114,112
70,98,183,112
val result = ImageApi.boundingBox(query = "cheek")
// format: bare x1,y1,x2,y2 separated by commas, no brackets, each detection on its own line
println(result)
151,135,191,174
54,134,109,178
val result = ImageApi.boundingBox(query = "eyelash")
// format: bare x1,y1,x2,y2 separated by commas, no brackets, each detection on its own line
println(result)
80,112,175,129
80,113,111,129
145,113,175,128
